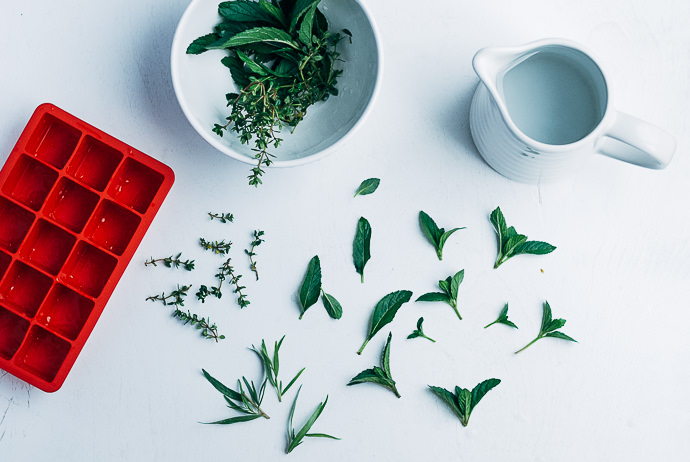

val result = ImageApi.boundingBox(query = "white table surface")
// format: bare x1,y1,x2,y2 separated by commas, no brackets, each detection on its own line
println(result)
1,0,689,460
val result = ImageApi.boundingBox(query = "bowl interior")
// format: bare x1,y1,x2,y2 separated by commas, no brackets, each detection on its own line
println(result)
171,0,381,166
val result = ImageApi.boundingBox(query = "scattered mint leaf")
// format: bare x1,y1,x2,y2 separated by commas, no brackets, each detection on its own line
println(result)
407,317,435,342
416,269,464,320
490,206,556,268
298,256,322,319
514,301,577,354
286,386,340,454
419,211,465,260
353,217,371,283
484,303,518,329
348,332,401,397
354,178,380,197
358,290,413,355
428,378,501,427
321,290,343,320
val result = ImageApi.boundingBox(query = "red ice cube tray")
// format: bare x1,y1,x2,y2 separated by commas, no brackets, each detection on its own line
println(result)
0,103,174,392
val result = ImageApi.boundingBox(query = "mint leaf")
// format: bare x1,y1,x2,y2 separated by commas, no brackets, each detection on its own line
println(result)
484,303,518,329
210,26,299,50
321,290,343,320
419,211,465,260
416,292,450,303
298,256,322,319
358,290,412,354
407,317,435,342
354,178,380,197
348,332,400,397
429,379,501,427
218,0,283,25
298,4,317,45
289,0,321,32
353,217,371,283
415,270,464,320
515,301,577,353
491,206,556,268
186,33,220,54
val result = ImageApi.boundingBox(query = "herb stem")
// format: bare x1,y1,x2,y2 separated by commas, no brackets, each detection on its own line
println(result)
357,338,370,355
421,333,436,343
514,336,541,354
484,321,497,329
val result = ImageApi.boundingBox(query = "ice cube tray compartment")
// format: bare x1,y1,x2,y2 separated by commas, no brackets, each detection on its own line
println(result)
0,197,35,253
26,113,82,169
19,219,76,275
44,177,100,233
0,103,174,392
67,135,123,191
36,283,94,341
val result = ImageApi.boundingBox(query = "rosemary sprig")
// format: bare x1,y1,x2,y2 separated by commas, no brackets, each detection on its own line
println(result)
250,336,305,402
145,253,195,271
201,369,269,424
173,309,225,341
199,238,232,255
208,212,234,223
245,229,265,280
146,284,192,306
286,386,340,454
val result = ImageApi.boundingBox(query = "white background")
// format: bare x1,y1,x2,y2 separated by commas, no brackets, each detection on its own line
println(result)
1,0,689,461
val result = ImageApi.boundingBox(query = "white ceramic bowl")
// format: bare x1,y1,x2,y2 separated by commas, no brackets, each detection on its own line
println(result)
171,0,382,167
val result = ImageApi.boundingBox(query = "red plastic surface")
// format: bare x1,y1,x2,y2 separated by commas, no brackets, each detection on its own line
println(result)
0,104,174,392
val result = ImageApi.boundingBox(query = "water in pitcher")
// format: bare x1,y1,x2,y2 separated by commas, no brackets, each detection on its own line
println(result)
501,49,606,145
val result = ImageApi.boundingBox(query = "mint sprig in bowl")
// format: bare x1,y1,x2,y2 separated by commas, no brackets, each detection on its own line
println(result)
171,0,382,185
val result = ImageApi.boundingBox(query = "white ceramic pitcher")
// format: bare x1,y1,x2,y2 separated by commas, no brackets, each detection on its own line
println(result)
469,38,676,183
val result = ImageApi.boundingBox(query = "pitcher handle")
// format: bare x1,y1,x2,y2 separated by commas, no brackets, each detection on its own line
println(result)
596,110,676,169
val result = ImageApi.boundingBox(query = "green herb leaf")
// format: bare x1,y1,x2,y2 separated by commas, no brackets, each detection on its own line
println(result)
353,217,371,283
429,378,501,427
298,256,322,319
250,336,305,402
186,33,220,54
354,178,380,197
416,292,450,303
321,290,343,320
289,0,321,32
491,206,556,268
298,4,317,45
348,332,400,397
218,0,283,25
515,301,577,353
211,26,299,50
358,290,412,354
286,386,339,454
407,317,435,342
201,369,269,423
415,270,464,320
484,303,518,329
419,211,465,260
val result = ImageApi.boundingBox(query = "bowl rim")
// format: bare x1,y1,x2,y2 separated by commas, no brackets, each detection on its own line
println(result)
170,0,383,168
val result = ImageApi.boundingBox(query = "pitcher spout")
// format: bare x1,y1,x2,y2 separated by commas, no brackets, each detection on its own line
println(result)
472,47,521,92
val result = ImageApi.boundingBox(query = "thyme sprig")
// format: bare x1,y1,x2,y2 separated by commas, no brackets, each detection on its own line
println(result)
199,238,232,255
208,212,234,223
202,369,269,424
146,284,192,306
173,309,225,342
251,336,305,402
196,258,249,308
245,229,264,280
145,253,195,271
